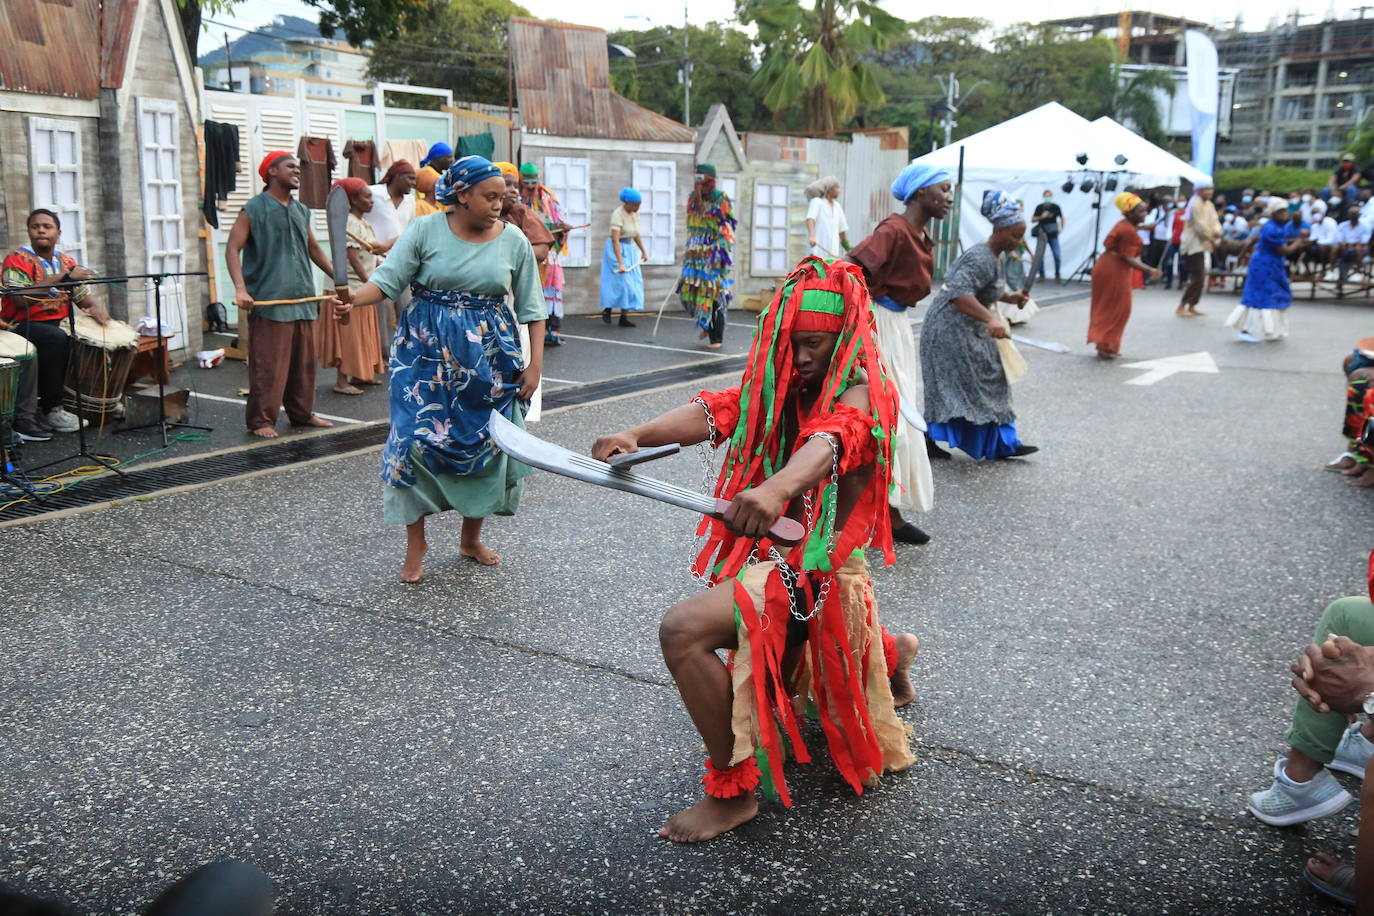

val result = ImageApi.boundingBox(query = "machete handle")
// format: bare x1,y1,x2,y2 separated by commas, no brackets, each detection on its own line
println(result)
712,498,806,547
334,286,351,326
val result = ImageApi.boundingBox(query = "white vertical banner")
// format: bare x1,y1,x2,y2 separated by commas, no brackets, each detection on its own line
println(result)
1185,30,1219,179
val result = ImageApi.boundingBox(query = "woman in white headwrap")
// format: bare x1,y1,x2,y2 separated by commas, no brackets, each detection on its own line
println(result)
846,162,953,544
805,176,849,259
1226,197,1307,342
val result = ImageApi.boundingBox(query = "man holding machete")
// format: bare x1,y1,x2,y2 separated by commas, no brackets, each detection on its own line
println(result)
226,151,349,439
584,257,919,843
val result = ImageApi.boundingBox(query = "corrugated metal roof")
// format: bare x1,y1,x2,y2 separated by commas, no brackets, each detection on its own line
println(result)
0,0,140,99
509,17,694,144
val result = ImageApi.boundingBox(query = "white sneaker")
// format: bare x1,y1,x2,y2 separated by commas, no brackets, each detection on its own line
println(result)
44,407,86,432
1237,331,1261,343
1248,757,1353,826
1330,722,1374,778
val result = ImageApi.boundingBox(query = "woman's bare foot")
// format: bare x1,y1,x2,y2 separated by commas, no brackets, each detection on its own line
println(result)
401,541,428,583
332,384,364,395
705,342,722,350
1188,308,1206,316
1328,454,1358,471
1174,307,1191,318
1343,462,1369,476
658,794,758,843
460,540,501,565
249,426,278,439
1306,850,1347,883
294,415,334,428
1349,467,1374,488
889,633,921,708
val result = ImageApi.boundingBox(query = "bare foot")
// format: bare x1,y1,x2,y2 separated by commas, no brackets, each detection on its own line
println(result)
1174,308,1191,318
1306,850,1348,884
1349,467,1374,488
1095,350,1118,360
295,415,334,428
658,794,758,843
705,342,722,350
1343,463,1369,477
401,541,428,583
460,540,501,566
1328,454,1358,471
889,632,921,709
1188,308,1206,316
249,426,279,439
332,384,364,395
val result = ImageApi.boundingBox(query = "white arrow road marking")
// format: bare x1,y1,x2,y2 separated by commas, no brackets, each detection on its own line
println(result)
1121,351,1219,386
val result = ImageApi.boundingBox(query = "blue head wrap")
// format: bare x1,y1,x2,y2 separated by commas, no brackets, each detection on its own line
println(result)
619,187,642,204
891,162,951,203
981,190,1025,228
434,156,503,205
421,142,453,169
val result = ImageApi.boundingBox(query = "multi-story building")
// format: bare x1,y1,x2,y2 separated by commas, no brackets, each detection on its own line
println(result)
1215,14,1374,172
199,15,371,104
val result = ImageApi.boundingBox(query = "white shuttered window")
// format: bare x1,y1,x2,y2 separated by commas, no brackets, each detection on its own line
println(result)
630,159,676,264
751,181,789,275
542,157,591,267
28,117,86,264
137,98,189,349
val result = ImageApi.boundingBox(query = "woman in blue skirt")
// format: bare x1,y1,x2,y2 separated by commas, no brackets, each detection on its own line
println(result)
350,156,545,581
600,187,648,326
1225,196,1306,342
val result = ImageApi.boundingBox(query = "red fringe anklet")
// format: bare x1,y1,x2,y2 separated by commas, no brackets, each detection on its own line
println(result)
702,757,761,799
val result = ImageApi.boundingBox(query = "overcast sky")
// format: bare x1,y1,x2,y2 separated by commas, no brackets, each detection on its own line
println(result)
204,0,1348,61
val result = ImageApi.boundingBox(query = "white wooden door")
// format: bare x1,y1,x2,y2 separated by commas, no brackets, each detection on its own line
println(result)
631,159,676,264
543,157,591,267
27,117,86,264
137,98,188,349
751,181,790,275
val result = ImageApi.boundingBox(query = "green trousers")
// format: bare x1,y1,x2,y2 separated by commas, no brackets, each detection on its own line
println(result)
1286,596,1374,763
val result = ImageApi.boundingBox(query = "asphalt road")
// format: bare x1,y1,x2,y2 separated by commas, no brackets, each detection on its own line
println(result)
2,286,1370,914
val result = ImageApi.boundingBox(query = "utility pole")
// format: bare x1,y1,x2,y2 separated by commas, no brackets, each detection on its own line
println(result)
935,72,989,148
682,1,691,126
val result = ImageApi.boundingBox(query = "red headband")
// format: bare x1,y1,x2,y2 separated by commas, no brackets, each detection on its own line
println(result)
332,177,368,198
259,151,292,183
791,310,844,333
382,160,416,184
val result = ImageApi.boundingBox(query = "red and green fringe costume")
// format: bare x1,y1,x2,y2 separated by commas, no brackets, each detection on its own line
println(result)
680,190,736,334
692,257,915,806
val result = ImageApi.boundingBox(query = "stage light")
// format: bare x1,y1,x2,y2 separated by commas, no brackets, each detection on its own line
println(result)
1114,154,1128,166
1062,179,1075,193
1075,152,1089,166
1080,179,1095,192
1104,176,1119,191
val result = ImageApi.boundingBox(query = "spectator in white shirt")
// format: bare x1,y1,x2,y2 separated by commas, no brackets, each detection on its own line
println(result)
1306,199,1338,267
1143,195,1173,286
1335,206,1371,284
365,159,418,349
805,177,850,258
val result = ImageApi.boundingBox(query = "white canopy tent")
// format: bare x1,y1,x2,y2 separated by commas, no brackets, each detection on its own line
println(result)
910,102,1210,279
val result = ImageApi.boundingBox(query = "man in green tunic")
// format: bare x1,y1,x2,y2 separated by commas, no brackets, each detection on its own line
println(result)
225,151,347,438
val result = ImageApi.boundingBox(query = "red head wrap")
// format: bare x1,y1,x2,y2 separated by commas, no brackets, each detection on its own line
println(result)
258,151,293,184
381,160,416,184
332,177,369,198
791,286,846,334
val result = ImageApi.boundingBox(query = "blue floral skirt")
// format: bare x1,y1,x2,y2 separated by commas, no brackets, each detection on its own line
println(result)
381,285,532,523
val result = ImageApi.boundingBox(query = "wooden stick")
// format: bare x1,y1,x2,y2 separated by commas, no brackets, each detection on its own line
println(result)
243,295,332,308
650,282,680,338
346,230,372,247
551,223,591,235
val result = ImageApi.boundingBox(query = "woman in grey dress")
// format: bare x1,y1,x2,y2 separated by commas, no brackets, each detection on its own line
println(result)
920,190,1038,460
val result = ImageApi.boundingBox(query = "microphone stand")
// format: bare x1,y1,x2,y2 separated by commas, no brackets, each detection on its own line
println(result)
118,271,213,446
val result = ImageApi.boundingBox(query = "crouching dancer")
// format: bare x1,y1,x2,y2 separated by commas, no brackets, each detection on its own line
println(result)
591,258,917,843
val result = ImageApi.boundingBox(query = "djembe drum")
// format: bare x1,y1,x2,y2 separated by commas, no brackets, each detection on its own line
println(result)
0,357,18,421
62,314,138,420
0,330,35,421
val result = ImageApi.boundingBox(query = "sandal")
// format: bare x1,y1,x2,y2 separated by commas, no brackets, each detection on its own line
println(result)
1303,859,1356,907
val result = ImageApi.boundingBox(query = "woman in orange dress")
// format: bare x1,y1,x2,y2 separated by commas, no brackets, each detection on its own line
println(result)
1087,192,1162,359
316,178,387,393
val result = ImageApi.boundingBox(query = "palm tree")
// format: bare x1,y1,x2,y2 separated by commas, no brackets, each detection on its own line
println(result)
1086,48,1176,144
740,0,907,134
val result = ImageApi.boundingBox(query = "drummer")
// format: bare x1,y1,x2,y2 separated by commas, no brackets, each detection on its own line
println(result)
1,208,110,434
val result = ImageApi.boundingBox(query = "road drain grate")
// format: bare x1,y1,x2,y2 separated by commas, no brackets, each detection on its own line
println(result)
3,355,749,522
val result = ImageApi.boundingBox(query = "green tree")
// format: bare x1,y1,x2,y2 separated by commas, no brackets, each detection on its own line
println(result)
869,17,994,154
1345,111,1374,164
607,24,765,128
177,0,420,61
366,0,529,108
739,0,908,133
1084,49,1176,145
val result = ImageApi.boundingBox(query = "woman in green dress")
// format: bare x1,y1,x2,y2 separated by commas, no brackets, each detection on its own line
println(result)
350,156,545,581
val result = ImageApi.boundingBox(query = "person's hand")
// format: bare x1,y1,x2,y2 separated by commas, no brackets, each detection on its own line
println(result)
1290,636,1374,714
984,320,1009,340
68,267,95,281
516,362,541,400
1004,291,1029,306
1149,267,1163,280
809,237,817,248
369,243,387,256
91,307,111,327
722,483,788,540
591,430,637,461
330,289,352,320
234,287,254,311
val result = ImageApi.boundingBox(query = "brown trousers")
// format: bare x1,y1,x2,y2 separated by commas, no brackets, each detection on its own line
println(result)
1179,252,1208,307
246,316,317,431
